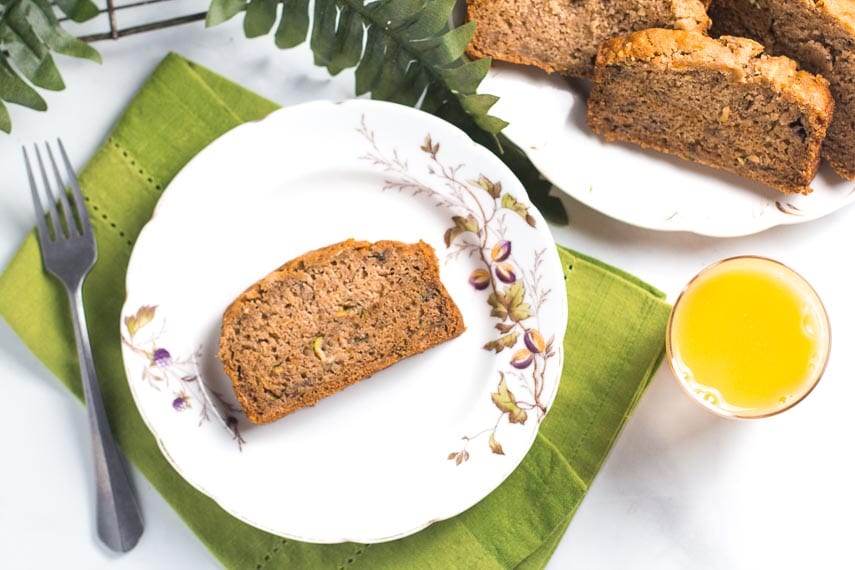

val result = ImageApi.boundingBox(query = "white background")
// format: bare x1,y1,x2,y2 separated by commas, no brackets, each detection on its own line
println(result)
1,3,854,569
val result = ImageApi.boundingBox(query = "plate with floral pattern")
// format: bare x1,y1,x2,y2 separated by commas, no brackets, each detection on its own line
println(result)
120,100,567,544
481,63,855,237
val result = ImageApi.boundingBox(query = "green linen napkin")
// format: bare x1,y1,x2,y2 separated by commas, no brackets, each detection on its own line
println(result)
0,53,671,568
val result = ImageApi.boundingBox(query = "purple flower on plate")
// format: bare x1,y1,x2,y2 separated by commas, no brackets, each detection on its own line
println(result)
152,347,171,367
172,394,190,411
469,268,491,290
124,303,246,450
495,262,517,284
491,240,512,262
524,329,546,354
510,348,534,369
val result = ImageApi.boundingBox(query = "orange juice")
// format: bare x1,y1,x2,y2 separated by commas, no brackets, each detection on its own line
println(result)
667,257,830,418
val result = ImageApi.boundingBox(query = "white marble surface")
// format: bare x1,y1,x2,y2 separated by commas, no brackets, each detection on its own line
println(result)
2,9,854,570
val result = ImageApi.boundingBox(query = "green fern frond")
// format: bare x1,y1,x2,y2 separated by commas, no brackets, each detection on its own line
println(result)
206,0,567,223
274,0,309,49
206,0,246,27
207,0,506,138
0,0,100,133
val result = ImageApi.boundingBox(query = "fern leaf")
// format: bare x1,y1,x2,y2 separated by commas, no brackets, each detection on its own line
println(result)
403,0,454,37
353,30,385,96
377,52,429,107
274,0,308,48
419,23,476,67
370,0,423,27
398,66,430,107
459,93,500,116
244,0,278,38
325,7,364,76
207,0,246,27
459,92,510,133
437,58,490,94
368,50,410,102
208,0,506,138
309,0,337,68
474,114,510,137
205,0,569,224
419,82,446,115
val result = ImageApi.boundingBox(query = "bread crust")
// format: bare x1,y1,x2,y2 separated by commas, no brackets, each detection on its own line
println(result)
709,0,855,178
594,29,834,116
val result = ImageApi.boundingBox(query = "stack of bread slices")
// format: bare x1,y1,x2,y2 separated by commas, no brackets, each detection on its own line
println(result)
466,0,854,195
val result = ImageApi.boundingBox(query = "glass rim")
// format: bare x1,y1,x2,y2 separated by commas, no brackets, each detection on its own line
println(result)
665,255,831,420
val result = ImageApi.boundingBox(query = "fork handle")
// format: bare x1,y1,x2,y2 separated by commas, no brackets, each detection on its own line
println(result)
67,286,144,552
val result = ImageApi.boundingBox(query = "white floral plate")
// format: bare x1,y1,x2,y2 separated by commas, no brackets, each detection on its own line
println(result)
481,63,855,237
120,100,567,544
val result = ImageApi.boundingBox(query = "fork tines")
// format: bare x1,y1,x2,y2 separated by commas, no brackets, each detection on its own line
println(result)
23,140,92,243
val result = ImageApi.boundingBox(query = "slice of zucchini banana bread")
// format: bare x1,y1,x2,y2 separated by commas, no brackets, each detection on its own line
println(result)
708,0,855,179
587,29,834,194
218,239,466,424
465,0,711,77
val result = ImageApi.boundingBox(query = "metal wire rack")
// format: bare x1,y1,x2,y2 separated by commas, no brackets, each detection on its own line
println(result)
60,0,208,42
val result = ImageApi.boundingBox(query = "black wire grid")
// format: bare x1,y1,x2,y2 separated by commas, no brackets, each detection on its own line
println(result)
61,0,207,42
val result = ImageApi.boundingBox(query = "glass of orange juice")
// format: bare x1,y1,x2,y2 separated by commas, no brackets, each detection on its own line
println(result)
666,256,831,419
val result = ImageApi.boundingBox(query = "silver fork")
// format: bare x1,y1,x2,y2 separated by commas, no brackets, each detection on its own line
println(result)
24,140,144,553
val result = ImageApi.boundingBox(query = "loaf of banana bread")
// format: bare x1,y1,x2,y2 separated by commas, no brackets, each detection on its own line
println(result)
218,239,466,424
465,0,711,77
587,29,834,194
709,0,855,179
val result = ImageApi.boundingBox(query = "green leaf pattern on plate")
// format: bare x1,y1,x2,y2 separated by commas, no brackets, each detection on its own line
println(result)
357,114,557,465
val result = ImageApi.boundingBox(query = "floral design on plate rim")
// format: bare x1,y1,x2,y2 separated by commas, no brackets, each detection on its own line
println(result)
122,305,246,450
358,115,559,465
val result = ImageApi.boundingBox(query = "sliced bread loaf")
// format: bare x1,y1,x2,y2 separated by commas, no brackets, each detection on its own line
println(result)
587,29,834,194
709,0,855,179
218,239,466,424
465,0,711,77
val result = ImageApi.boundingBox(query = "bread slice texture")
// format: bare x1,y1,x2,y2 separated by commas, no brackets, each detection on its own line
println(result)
709,0,855,179
465,0,711,77
587,29,834,194
218,239,466,424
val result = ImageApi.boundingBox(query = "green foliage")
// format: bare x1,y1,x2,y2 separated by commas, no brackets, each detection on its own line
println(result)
53,0,99,23
0,0,100,133
206,0,567,224
208,0,505,134
0,0,567,225
206,0,245,27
